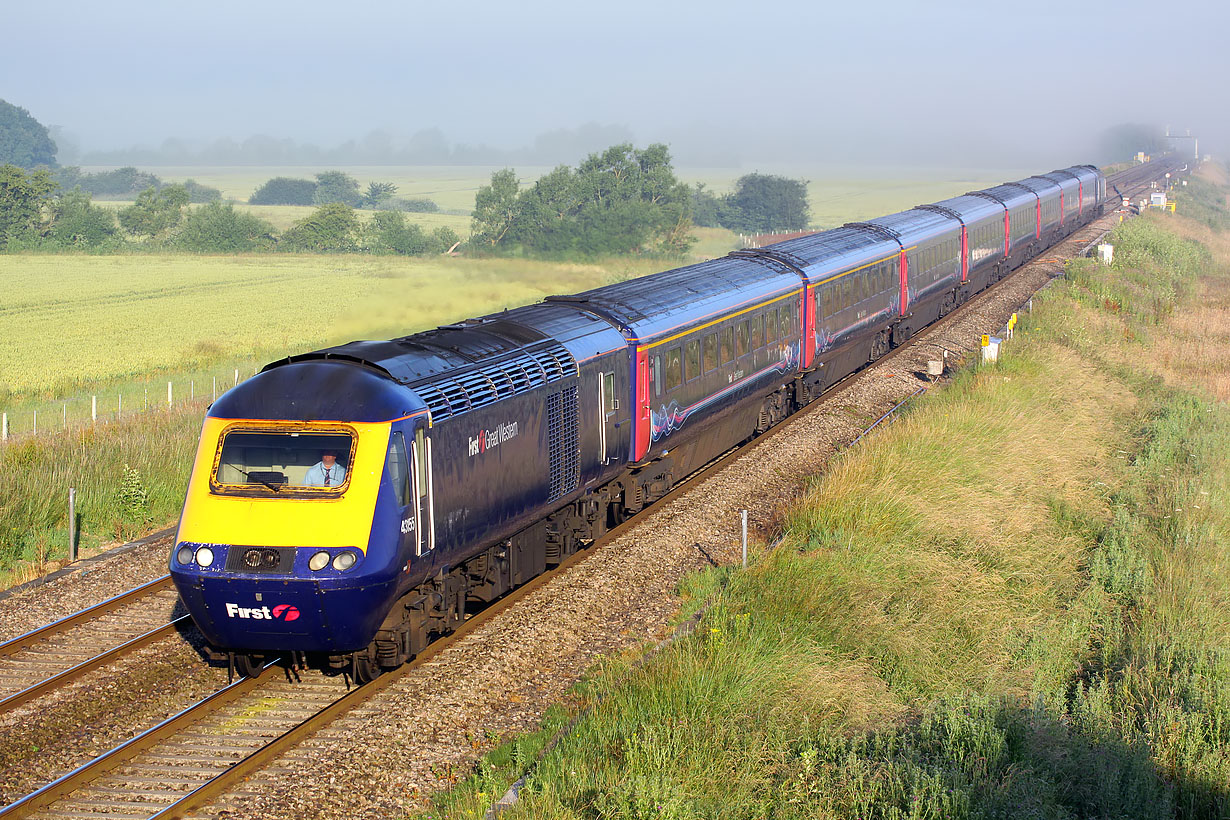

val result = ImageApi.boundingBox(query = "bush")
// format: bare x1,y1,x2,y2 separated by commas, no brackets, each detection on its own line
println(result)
183,179,222,203
387,197,439,213
117,184,190,238
56,166,161,199
313,170,361,207
282,203,359,252
249,176,317,206
174,202,276,252
48,188,117,247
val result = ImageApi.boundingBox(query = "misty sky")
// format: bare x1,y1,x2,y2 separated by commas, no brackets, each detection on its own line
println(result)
6,0,1227,167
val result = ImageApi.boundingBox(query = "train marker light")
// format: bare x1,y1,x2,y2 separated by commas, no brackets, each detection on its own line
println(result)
309,551,331,571
176,546,194,565
195,547,215,567
332,551,357,571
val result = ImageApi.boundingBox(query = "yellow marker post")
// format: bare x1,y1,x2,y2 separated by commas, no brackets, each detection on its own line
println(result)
981,334,990,347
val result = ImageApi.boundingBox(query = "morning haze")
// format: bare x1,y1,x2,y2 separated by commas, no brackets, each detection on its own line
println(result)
5,0,1226,169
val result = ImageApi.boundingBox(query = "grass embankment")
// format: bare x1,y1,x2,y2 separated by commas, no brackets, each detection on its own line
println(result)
422,211,1230,817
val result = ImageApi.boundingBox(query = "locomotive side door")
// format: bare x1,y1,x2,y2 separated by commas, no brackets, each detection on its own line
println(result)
409,425,435,555
598,370,619,464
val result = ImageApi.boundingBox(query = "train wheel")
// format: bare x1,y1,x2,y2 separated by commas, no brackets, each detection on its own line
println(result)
234,652,267,679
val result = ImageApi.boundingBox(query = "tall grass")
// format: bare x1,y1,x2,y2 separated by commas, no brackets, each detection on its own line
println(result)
417,215,1230,817
0,406,201,586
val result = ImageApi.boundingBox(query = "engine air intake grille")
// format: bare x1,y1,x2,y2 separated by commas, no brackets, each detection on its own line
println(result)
547,385,580,501
412,342,577,422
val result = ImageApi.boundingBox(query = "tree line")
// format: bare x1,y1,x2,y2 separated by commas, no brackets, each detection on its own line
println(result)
0,165,459,255
1,144,811,258
249,171,439,213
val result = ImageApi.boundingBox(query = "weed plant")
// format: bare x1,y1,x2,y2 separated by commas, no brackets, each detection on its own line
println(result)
420,214,1230,817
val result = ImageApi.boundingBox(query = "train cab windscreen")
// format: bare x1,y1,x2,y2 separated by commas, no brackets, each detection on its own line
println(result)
213,430,354,492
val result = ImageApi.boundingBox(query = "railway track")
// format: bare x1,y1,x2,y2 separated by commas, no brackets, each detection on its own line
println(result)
0,576,182,716
0,158,1181,820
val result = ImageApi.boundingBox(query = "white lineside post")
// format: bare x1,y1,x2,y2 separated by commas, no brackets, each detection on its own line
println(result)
741,509,749,569
168,381,173,408
68,488,77,562
234,368,239,386
92,395,97,424
144,387,148,410
118,393,122,417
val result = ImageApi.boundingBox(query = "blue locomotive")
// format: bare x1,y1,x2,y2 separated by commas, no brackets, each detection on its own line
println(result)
171,165,1105,679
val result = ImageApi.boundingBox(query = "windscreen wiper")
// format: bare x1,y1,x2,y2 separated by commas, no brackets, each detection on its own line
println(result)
234,467,282,492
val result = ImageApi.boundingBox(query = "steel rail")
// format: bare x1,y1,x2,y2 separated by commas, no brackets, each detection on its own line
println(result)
0,574,174,658
0,615,191,717
0,661,274,819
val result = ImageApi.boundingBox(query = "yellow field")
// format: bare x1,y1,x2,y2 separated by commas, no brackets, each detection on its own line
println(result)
0,253,672,401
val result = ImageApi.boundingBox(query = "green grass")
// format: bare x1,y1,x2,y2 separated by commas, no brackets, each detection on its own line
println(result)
415,216,1230,818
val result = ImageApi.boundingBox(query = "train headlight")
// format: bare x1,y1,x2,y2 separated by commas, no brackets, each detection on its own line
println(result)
309,551,331,571
195,547,215,568
332,551,357,571
176,546,194,566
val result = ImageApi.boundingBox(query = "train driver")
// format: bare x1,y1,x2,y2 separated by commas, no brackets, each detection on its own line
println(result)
304,450,346,487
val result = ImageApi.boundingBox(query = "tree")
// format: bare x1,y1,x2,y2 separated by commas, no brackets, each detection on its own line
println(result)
0,100,57,168
48,188,116,247
54,166,160,199
471,144,694,256
0,164,56,247
249,177,317,205
282,203,360,252
313,170,361,207
360,181,397,209
183,179,222,203
174,202,276,252
723,173,809,234
117,184,190,238
471,168,521,247
362,210,432,255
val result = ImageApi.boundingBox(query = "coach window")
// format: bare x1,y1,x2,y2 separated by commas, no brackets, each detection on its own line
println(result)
736,320,750,357
780,305,792,339
766,308,778,344
664,346,682,391
721,326,735,364
751,314,763,350
685,339,700,382
703,332,718,372
653,355,661,398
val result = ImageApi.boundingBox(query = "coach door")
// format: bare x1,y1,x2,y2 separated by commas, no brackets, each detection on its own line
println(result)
598,370,618,464
409,426,435,555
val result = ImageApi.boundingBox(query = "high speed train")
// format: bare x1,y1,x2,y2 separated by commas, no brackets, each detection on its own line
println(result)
170,164,1106,679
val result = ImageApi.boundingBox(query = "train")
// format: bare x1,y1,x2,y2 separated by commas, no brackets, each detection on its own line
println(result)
170,164,1107,679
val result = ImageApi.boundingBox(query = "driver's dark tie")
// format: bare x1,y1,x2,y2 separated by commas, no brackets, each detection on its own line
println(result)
322,468,330,486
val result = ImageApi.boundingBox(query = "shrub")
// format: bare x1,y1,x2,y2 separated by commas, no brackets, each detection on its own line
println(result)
312,170,361,207
174,202,276,252
182,179,222,203
387,197,439,213
249,176,317,206
48,188,117,247
281,202,359,252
